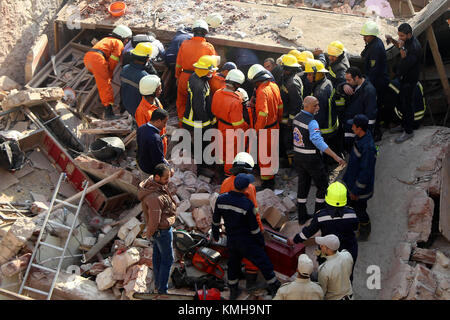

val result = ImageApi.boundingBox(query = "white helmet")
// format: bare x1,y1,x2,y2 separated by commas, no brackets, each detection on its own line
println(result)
226,69,245,85
236,88,249,103
193,19,209,33
232,152,255,172
297,254,313,276
112,25,132,39
247,64,272,82
206,13,223,28
139,75,161,96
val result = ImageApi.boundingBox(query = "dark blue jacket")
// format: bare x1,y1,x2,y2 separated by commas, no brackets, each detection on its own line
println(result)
396,35,422,84
293,205,358,255
343,131,377,200
312,77,338,135
388,79,426,122
164,30,193,65
120,62,149,116
361,37,389,90
136,123,167,174
212,191,263,245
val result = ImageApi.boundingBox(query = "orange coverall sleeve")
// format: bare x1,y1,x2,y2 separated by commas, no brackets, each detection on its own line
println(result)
108,40,124,77
254,89,269,131
175,43,184,79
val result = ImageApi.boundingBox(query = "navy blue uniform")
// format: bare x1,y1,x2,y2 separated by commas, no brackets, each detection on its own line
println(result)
212,191,277,287
136,123,168,174
120,62,150,116
326,53,350,110
343,130,377,224
164,29,193,66
337,78,377,152
293,205,359,279
361,37,389,91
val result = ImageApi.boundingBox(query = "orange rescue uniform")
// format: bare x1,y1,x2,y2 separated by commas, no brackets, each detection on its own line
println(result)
209,72,226,98
84,37,124,107
211,88,248,175
135,97,168,156
254,81,283,181
220,175,263,274
175,37,216,124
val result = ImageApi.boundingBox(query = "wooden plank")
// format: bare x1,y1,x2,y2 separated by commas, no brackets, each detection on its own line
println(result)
426,26,450,117
82,204,142,263
408,0,450,37
79,128,131,135
440,152,450,241
0,288,34,300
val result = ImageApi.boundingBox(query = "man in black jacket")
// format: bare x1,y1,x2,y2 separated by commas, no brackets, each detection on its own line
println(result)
137,108,170,175
387,23,422,143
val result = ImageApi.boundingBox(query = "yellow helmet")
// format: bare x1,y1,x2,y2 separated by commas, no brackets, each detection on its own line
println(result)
325,181,347,207
327,41,345,57
281,54,300,68
360,21,379,36
298,50,314,63
193,55,219,70
131,42,153,57
288,49,302,63
304,59,328,73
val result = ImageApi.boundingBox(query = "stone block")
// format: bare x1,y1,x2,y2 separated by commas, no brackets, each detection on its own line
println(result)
123,264,149,299
394,242,412,262
132,238,150,248
190,193,211,208
411,248,437,265
178,211,197,229
262,207,288,229
210,192,219,211
431,251,450,300
256,188,286,215
81,236,97,247
198,175,211,184
183,171,197,187
196,181,212,194
0,76,20,91
124,224,142,247
192,205,213,233
0,218,35,265
118,217,141,240
138,247,153,268
282,196,296,213
408,189,434,242
0,253,31,277
176,186,192,201
1,87,64,111
96,267,116,291
406,264,437,300
176,199,191,215
378,257,414,300
111,248,141,281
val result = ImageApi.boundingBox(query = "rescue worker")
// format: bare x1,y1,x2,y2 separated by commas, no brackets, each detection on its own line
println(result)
304,59,341,169
138,163,176,294
316,234,354,300
360,21,389,142
213,173,281,299
263,58,283,86
136,108,170,175
337,66,377,153
226,48,260,98
386,23,422,143
247,64,284,190
288,182,359,281
279,54,303,167
292,96,345,225
273,254,324,300
120,42,154,116
386,79,426,130
122,34,159,75
175,20,217,126
297,50,315,98
219,152,264,291
135,75,167,156
211,69,248,176
343,114,377,241
209,62,237,97
84,25,132,119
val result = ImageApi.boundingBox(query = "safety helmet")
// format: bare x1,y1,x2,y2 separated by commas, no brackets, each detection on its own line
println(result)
281,54,300,68
112,25,132,40
139,75,161,96
248,64,272,82
221,62,237,71
327,40,345,57
276,55,284,66
325,181,347,207
297,254,314,276
205,13,223,28
360,20,379,36
236,87,249,103
193,55,219,70
131,42,153,57
304,59,328,73
288,49,302,63
298,50,314,63
225,69,245,85
193,19,209,33
231,152,255,174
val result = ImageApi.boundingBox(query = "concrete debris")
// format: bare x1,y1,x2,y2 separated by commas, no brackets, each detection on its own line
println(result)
178,211,197,229
406,264,437,300
176,186,192,201
189,193,211,208
111,247,141,281
411,248,437,265
123,264,149,300
394,242,412,262
407,189,434,243
1,87,64,111
282,196,296,213
118,217,142,242
0,217,36,265
0,253,31,277
81,236,97,248
379,257,415,300
89,261,109,276
256,189,287,216
96,267,116,291
176,199,191,215
262,207,289,229
138,247,153,268
132,238,150,248
431,251,450,300
0,75,21,91
192,205,213,234
278,221,302,239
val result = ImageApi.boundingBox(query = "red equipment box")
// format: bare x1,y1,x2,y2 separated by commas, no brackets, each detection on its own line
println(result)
264,226,305,277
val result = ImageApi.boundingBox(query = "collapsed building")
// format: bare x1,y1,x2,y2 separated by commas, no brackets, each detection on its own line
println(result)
0,0,449,300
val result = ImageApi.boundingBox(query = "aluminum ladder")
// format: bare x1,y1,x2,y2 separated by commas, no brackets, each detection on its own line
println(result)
18,172,89,300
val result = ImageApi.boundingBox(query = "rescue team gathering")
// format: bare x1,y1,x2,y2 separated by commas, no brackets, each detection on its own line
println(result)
83,17,423,300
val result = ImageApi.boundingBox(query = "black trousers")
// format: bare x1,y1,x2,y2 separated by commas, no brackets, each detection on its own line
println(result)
294,154,328,221
280,123,293,160
399,82,415,134
348,198,370,224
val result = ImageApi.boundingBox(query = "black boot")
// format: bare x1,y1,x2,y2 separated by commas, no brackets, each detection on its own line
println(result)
266,279,281,298
357,221,371,241
229,284,241,300
261,179,275,190
104,105,118,120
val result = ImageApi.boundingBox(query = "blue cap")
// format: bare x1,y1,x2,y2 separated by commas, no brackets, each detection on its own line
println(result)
221,62,237,71
234,173,255,190
347,114,369,131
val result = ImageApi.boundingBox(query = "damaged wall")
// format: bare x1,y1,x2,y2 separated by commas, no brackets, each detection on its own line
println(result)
0,0,64,85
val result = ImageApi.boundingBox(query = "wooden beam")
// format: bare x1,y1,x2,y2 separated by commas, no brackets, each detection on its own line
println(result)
409,0,450,37
426,25,450,124
0,288,34,300
406,0,416,15
79,128,132,135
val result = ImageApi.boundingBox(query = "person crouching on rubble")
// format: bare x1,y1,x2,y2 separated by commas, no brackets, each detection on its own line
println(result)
138,163,177,294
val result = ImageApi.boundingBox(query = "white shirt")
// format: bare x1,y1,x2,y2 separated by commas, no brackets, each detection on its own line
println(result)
318,250,354,300
272,278,324,300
